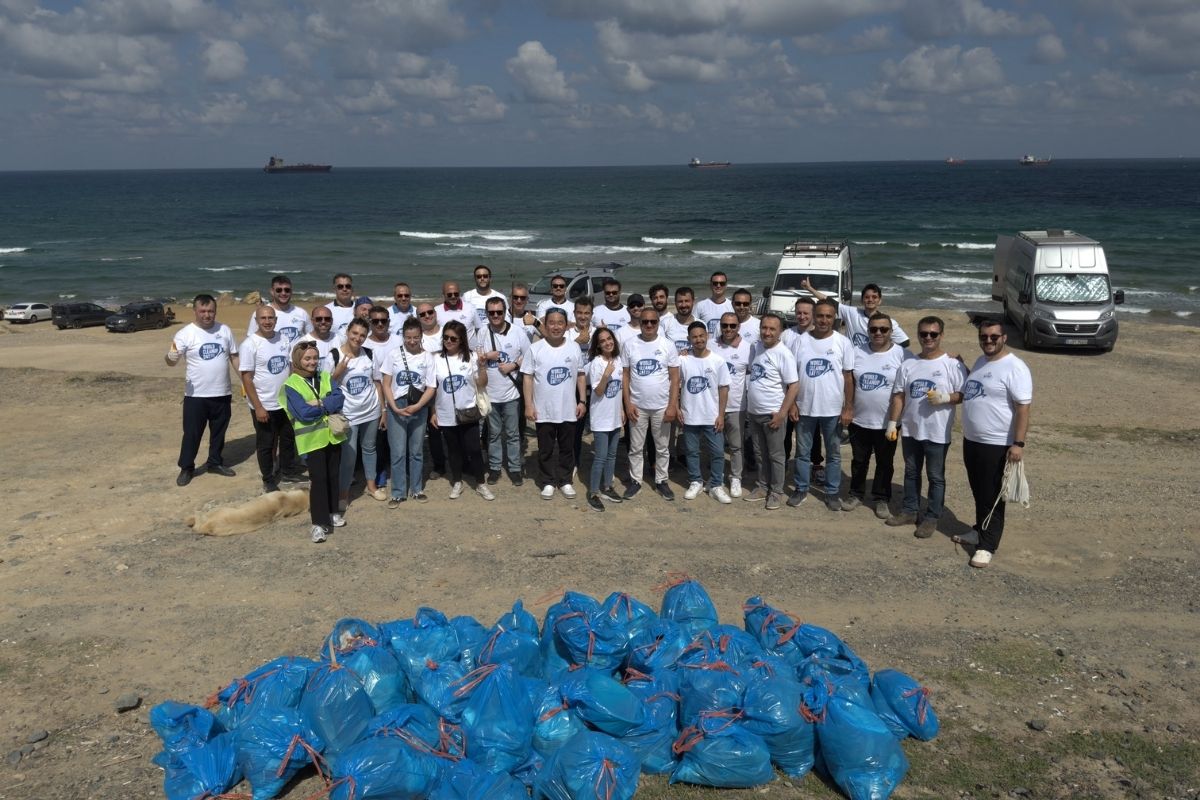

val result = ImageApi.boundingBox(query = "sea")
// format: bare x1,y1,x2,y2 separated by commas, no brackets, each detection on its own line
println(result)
1,160,1197,320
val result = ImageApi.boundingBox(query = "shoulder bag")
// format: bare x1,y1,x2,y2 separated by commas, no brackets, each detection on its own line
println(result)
444,353,483,425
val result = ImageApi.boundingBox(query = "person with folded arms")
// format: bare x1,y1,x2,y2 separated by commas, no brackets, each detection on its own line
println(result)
380,318,436,506
522,309,587,500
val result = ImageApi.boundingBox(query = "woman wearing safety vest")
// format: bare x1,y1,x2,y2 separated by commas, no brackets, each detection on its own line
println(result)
280,340,347,543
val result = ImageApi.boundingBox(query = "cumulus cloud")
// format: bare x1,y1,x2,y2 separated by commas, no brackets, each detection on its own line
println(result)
337,81,396,113
595,19,755,88
203,39,247,82
1031,33,1066,65
195,92,247,127
547,0,894,36
506,41,577,103
901,0,1050,39
93,0,218,36
0,19,172,92
248,77,302,104
446,85,507,123
883,44,1005,94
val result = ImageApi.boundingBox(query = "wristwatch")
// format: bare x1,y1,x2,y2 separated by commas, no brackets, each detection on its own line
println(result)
1012,440,1025,447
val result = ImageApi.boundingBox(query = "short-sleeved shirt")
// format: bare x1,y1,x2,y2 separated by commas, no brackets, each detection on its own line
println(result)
893,353,968,444
568,325,595,360
432,354,480,426
713,338,752,413
745,342,799,416
790,331,854,417
421,329,443,355
659,315,696,355
296,332,344,375
679,351,731,427
174,322,238,397
587,356,624,433
592,304,631,333
462,289,507,329
386,304,416,337
852,344,910,429
436,302,478,332
239,332,292,412
738,317,760,347
480,323,531,404
622,335,681,410
520,339,584,424
536,298,576,323
338,352,381,425
961,353,1033,445
248,304,311,345
367,335,402,382
325,303,356,337
381,346,436,401
695,298,733,336
838,305,908,349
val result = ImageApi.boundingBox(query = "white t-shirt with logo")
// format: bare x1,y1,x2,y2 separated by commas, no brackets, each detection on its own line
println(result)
367,336,402,382
462,289,507,330
852,344,911,429
838,305,908,349
616,323,641,350
536,298,576,323
248,304,311,345
592,305,631,333
325,303,356,337
338,352,381,426
569,325,595,361
239,332,292,412
436,302,478,333
421,330,443,355
745,342,799,416
296,332,344,375
961,353,1033,445
679,351,731,428
622,335,681,410
174,322,238,398
521,339,584,424
387,305,416,336
481,324,531,404
432,354,481,426
790,331,854,417
507,309,539,341
893,353,968,444
381,347,436,402
695,298,733,335
738,317,760,348
587,356,624,433
713,338,752,413
660,315,696,355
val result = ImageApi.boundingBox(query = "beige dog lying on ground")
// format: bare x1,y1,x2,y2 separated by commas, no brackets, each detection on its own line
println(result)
186,489,309,536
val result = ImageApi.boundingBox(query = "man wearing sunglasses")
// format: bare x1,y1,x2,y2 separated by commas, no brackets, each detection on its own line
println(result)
297,304,343,374
416,302,448,478
803,278,910,349
885,316,968,538
435,281,479,337
536,275,576,324
731,287,760,347
248,274,310,344
463,265,506,330
714,312,752,497
481,296,530,486
592,278,630,331
387,282,416,335
621,307,681,500
954,319,1032,568
324,273,357,336
696,271,733,336
241,305,304,492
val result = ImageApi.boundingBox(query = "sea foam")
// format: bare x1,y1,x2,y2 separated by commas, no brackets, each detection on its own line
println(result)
642,237,692,244
0,247,28,254
939,242,995,250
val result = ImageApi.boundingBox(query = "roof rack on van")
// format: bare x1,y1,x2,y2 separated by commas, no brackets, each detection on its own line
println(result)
781,240,847,256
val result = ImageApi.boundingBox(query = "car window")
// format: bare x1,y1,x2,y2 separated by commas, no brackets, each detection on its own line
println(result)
590,277,607,294
568,278,589,299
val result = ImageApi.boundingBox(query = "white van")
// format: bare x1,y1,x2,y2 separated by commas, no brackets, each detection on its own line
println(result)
993,230,1124,351
762,240,853,322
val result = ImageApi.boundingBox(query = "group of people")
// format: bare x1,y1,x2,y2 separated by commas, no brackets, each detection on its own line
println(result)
166,266,1032,567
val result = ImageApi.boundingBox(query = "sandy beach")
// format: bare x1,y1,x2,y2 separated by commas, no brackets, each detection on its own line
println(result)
1,303,1197,799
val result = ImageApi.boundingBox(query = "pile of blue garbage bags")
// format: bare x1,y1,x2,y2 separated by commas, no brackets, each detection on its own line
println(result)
151,579,939,800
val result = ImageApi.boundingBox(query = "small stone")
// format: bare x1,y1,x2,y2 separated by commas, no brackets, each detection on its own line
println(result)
6,750,21,767
114,692,141,712
1012,788,1031,797
19,745,34,757
1166,723,1181,732
31,741,47,751
26,730,48,744
98,687,110,695
108,734,120,744
1028,719,1048,731
1055,647,1066,657
115,563,129,572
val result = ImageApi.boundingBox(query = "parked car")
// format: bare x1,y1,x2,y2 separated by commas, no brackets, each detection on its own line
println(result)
53,302,112,329
527,262,624,309
105,301,173,333
4,302,53,323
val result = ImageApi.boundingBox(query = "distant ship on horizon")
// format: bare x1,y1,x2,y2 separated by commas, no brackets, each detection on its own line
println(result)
1018,154,1051,166
945,157,966,165
688,157,731,169
263,156,332,173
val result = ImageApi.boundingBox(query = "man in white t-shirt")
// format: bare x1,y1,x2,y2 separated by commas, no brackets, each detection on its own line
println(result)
731,288,760,348
508,284,540,341
952,318,1033,568
387,282,416,336
659,286,696,356
615,294,646,350
248,274,311,345
569,297,597,469
296,304,343,374
677,322,732,503
744,314,800,510
536,274,576,324
787,299,855,511
621,307,681,501
804,278,910,349
462,265,507,331
435,281,478,335
847,312,911,519
885,315,968,538
781,295,823,476
592,278,630,332
714,311,752,497
241,305,303,492
521,309,586,499
415,302,448,478
480,296,530,485
695,270,733,336
165,294,239,486
324,272,357,336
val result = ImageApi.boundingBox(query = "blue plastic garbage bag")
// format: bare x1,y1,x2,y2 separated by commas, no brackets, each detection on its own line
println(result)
659,577,718,639
554,608,628,673
627,618,689,674
449,663,535,775
477,624,542,678
430,758,530,800
497,600,541,637
534,730,641,800
676,661,746,725
870,669,939,741
741,657,814,779
322,618,382,659
800,653,871,707
208,656,318,732
382,608,465,680
534,682,586,757
620,670,680,774
151,702,241,800
558,667,646,737
601,591,658,642
743,596,806,662
678,625,765,670
451,615,490,670
669,715,775,788
511,749,545,789
235,706,327,800
300,661,376,755
329,736,444,800
333,641,409,715
815,695,909,800
541,592,601,678
366,704,467,762
412,658,469,719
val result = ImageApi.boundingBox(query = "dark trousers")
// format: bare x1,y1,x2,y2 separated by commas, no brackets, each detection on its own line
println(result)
305,443,341,528
444,422,484,484
963,438,1009,553
179,395,231,470
537,421,577,487
251,409,301,482
848,423,897,501
572,401,590,469
428,425,447,473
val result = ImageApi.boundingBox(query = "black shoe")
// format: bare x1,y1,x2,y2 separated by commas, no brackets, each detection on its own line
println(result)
207,464,236,477
263,480,280,494
600,486,623,504
656,481,675,501
280,471,307,484
587,494,605,512
786,489,807,508
176,468,193,487
623,482,641,500
508,471,524,487
487,469,501,485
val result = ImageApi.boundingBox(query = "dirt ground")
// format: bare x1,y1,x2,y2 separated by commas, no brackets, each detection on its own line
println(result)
1,307,1197,799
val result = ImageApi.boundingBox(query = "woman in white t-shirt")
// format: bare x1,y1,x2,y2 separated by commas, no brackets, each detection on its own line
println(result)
331,318,384,511
586,328,625,511
430,320,493,501
380,317,437,505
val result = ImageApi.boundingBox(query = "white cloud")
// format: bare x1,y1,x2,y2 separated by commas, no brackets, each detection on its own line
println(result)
901,0,1050,39
337,81,397,114
391,63,462,100
0,19,172,92
506,41,578,104
92,0,217,36
883,45,1005,94
248,77,302,104
202,40,247,83
607,59,654,92
595,20,752,88
1031,34,1066,65
446,85,507,123
546,0,894,36
639,102,693,132
195,92,246,127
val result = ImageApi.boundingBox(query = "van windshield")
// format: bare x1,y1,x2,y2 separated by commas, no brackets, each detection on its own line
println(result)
772,272,839,295
1035,274,1110,304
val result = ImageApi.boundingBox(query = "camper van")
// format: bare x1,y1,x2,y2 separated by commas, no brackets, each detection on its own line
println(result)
762,240,853,322
993,230,1123,351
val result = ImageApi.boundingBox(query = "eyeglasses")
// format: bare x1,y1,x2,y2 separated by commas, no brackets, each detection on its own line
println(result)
418,310,436,317
917,331,940,339
732,301,750,307
628,303,644,309
273,287,292,293
711,280,726,287
313,316,332,322
296,341,318,350
442,335,460,342
640,319,659,326
395,293,410,298
445,292,460,298
604,290,620,296
978,333,1004,342
512,295,528,301
551,283,567,289
370,318,389,325
474,273,489,279
868,326,891,334
336,283,352,290
720,323,738,329
486,310,505,316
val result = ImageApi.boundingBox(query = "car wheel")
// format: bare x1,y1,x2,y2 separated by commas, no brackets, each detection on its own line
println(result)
156,319,168,329
57,324,66,330
71,320,82,329
1022,320,1035,350
29,315,38,323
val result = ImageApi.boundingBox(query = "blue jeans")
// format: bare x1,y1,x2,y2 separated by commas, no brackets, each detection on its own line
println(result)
339,417,379,493
487,399,522,474
589,428,620,494
793,416,841,495
901,437,950,519
683,425,725,488
386,403,428,498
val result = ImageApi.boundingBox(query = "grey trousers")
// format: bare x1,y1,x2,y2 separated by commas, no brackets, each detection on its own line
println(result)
724,409,744,483
629,406,669,485
748,412,787,494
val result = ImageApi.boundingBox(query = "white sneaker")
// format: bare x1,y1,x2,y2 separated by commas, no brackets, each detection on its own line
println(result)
711,485,733,504
730,478,743,498
330,513,346,528
560,484,577,499
477,484,495,501
541,484,555,500
449,481,464,500
970,549,993,568
684,481,704,500
310,525,327,543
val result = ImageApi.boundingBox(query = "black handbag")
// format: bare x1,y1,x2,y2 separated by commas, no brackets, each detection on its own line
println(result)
444,353,483,424
400,348,423,404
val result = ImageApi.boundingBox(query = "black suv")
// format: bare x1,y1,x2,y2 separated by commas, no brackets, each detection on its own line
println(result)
53,302,112,329
106,302,173,333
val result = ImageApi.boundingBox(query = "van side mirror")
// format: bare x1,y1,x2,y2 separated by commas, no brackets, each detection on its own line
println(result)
841,288,852,302
762,286,771,298
1113,289,1125,305
1018,291,1031,305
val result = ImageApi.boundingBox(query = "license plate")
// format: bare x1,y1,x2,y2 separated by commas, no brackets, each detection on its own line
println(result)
1065,338,1088,345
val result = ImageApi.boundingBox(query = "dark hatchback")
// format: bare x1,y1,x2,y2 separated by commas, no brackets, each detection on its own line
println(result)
53,302,112,329
106,302,173,333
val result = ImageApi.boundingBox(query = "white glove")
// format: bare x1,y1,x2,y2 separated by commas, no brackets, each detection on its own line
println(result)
926,389,952,405
884,420,899,442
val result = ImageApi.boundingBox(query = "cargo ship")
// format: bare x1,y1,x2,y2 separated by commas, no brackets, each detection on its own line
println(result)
263,156,332,173
688,157,731,168
1017,154,1051,166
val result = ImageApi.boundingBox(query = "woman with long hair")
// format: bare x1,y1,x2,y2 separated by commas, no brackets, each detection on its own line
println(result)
430,320,493,500
332,318,385,512
380,317,436,505
587,327,625,511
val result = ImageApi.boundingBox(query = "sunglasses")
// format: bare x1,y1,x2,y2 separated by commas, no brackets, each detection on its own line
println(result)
445,292,460,298
474,274,489,279
720,323,739,329
442,335,460,342
370,318,389,325
296,341,318,350
512,295,528,300
711,281,726,287
732,301,750,307
918,331,940,339
313,316,332,322
336,283,352,290
418,310,436,317
978,333,1004,342
273,287,292,293
552,284,567,289
868,326,891,334
486,310,505,316
640,319,659,326
395,293,411,298
604,290,620,296
628,303,644,309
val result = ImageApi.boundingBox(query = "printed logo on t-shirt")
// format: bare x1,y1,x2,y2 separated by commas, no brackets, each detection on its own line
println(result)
267,355,288,375
858,372,887,391
547,366,571,385
674,339,690,353
805,358,833,378
706,319,720,335
962,379,985,401
725,361,738,376
443,374,467,392
634,358,660,377
910,378,936,398
396,370,421,388
488,350,513,369
852,332,869,348
199,342,223,360
686,376,710,394
749,363,767,382
278,326,300,343
604,378,622,399
345,375,371,396
608,323,624,332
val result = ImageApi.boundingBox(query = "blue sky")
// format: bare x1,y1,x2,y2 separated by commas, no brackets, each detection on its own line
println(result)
1,0,1198,169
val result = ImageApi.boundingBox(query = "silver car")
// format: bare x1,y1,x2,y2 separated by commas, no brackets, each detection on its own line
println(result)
4,302,52,323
